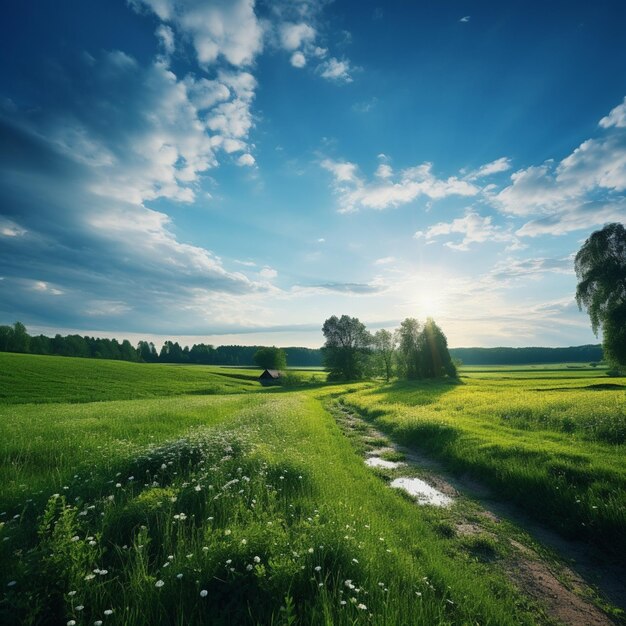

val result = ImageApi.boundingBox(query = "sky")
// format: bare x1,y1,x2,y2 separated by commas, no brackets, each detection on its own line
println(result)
1,0,626,349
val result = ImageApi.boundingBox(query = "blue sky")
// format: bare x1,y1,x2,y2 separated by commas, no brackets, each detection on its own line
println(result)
1,0,626,348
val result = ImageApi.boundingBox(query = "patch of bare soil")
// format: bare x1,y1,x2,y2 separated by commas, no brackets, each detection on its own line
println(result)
506,540,613,626
331,402,625,625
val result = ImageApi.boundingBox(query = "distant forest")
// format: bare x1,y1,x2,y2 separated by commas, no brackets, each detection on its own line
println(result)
0,322,603,366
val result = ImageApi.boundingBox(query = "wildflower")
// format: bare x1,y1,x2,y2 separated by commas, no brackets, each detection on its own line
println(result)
71,536,80,542
314,566,322,572
84,574,95,581
194,485,201,492
67,621,76,626
202,546,209,552
167,555,174,561
115,483,121,488
308,547,314,554
246,564,253,571
352,558,359,564
7,581,16,587
89,540,97,546
224,529,231,536
68,591,77,597
253,556,261,563
200,589,208,597
340,600,347,605
104,609,113,615
357,604,367,610
176,573,183,579
95,622,103,625
76,605,84,611
155,580,165,588
240,539,247,545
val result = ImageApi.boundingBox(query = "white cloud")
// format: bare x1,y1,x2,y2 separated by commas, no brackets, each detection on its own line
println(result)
237,153,256,166
320,158,360,183
290,51,307,68
132,0,264,68
415,211,517,251
0,218,26,237
322,158,479,212
260,267,278,279
374,256,396,265
375,163,393,179
32,281,64,296
318,58,353,83
155,24,175,55
516,199,626,237
490,98,626,236
459,15,470,22
466,157,511,180
488,257,574,281
599,96,626,129
279,22,316,51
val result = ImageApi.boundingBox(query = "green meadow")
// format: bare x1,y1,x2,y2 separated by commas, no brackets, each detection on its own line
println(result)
1,353,624,625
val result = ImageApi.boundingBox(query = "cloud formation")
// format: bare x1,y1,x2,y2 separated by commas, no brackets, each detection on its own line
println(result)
491,99,626,235
131,0,264,67
414,211,518,251
322,158,479,212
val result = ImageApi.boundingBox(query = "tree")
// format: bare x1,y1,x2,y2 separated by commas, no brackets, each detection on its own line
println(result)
321,315,372,380
373,329,396,381
395,318,422,379
253,346,287,370
575,223,626,369
395,317,456,379
420,317,457,378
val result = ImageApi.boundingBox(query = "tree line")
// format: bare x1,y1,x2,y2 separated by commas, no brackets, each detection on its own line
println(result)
0,321,607,367
321,315,457,381
0,322,322,366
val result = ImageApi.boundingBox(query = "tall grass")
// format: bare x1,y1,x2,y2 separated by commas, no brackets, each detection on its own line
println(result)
333,374,626,556
1,389,536,625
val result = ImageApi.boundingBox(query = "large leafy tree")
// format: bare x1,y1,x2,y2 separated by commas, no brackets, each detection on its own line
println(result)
253,346,287,370
395,318,422,379
322,315,372,380
373,329,396,381
420,318,457,378
575,223,626,368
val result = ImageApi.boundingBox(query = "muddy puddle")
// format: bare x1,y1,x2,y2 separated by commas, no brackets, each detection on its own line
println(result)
390,477,454,507
365,456,405,469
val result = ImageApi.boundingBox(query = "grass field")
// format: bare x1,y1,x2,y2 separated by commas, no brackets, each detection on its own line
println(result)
337,367,626,556
1,354,624,624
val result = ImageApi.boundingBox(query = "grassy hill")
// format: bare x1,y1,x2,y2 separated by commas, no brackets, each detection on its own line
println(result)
0,352,261,404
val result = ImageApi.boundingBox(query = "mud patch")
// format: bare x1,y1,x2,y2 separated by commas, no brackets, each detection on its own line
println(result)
506,541,614,626
390,477,453,507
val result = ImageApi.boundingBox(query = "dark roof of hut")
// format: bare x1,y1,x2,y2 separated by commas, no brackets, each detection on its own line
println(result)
259,369,282,379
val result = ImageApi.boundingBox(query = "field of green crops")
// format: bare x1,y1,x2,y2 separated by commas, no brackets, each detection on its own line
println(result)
0,352,624,624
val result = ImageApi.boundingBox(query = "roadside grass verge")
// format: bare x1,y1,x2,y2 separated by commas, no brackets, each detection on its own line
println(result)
1,392,537,625
330,377,626,557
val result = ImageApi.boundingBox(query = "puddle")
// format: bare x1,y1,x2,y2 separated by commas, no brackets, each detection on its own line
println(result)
365,457,405,470
390,477,453,507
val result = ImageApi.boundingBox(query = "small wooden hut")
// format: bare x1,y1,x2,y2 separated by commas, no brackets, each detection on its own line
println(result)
259,369,282,385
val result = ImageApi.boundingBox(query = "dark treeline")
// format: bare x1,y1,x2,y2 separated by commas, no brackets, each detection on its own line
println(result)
0,322,604,367
450,345,603,365
0,322,323,366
